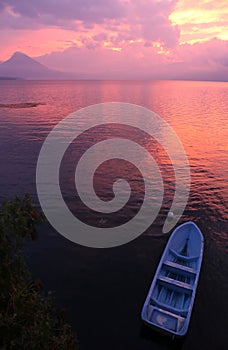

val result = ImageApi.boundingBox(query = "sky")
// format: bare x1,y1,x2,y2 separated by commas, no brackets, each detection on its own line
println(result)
0,0,227,80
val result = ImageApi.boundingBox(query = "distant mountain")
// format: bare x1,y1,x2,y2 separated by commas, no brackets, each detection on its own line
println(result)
0,52,75,80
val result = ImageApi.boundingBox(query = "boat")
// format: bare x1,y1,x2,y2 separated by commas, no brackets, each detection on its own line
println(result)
141,221,204,338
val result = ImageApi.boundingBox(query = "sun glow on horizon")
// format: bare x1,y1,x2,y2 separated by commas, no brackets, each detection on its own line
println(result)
0,0,227,80
170,0,228,44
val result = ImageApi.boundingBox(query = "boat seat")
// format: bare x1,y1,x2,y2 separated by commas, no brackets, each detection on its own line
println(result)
169,248,199,262
150,297,188,317
149,306,186,333
163,260,196,275
158,275,193,293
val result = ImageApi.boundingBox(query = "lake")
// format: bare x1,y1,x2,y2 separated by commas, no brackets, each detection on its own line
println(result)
0,80,227,349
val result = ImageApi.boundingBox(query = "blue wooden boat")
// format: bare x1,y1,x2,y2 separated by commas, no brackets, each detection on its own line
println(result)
141,221,204,337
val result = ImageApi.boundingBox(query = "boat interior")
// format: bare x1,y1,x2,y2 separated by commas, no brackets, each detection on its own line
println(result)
146,226,201,335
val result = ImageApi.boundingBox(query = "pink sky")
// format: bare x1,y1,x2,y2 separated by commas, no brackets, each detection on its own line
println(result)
0,0,227,80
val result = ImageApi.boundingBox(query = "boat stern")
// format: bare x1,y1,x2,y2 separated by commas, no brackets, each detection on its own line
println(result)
142,304,188,337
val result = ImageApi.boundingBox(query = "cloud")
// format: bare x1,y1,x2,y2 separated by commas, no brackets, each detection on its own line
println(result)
35,38,228,81
127,0,180,48
92,32,108,42
36,41,166,76
0,0,125,23
176,39,228,68
0,0,179,49
169,0,228,44
0,0,227,81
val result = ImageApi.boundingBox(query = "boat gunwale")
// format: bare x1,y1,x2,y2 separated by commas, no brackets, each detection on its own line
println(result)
141,221,204,337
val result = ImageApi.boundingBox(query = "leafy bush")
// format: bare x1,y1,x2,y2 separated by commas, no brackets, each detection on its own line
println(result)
0,195,79,349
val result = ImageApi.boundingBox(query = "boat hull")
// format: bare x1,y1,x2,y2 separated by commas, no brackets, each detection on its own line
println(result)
141,221,204,337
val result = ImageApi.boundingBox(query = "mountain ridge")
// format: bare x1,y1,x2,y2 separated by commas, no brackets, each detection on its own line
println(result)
0,52,76,80
1,51,227,82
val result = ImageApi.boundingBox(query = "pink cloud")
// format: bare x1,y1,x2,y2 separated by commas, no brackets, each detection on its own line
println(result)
0,0,125,23
0,0,227,80
0,0,179,49
92,32,108,42
176,39,228,68
35,38,228,81
127,0,180,48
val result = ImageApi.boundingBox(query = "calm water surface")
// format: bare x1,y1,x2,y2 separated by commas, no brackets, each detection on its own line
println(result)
0,80,227,349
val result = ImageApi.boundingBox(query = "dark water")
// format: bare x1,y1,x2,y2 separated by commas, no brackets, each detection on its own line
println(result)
0,80,227,349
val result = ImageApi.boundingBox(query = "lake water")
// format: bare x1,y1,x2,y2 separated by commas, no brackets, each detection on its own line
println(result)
0,80,227,349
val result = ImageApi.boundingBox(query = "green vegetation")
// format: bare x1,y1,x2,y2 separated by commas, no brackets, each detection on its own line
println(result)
0,195,79,349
